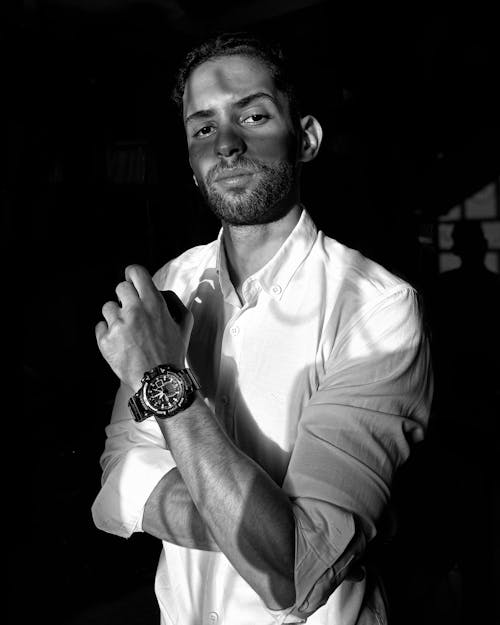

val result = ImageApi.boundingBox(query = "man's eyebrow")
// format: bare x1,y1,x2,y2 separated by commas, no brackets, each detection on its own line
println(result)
234,91,278,110
184,92,278,126
184,108,216,126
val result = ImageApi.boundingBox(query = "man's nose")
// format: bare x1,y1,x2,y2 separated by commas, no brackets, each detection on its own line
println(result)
215,126,246,159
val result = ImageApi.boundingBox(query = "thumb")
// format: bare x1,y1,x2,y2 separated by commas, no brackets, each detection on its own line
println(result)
95,321,108,344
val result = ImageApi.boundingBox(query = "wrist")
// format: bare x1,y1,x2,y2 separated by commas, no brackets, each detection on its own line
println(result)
155,391,205,423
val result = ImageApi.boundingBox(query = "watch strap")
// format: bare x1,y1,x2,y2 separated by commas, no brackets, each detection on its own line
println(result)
181,367,201,393
128,393,152,422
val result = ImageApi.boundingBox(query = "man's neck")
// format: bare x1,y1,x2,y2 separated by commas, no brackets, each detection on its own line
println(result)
222,204,302,297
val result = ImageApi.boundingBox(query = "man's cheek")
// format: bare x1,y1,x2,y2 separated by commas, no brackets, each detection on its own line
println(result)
247,134,293,162
189,144,214,181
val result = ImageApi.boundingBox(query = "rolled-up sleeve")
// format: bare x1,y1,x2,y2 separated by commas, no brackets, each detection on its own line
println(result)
91,383,176,538
282,287,433,619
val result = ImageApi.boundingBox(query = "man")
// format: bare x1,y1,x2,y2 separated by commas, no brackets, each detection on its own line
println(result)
92,33,432,624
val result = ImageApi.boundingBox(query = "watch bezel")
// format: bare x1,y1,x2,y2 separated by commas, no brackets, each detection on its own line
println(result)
128,364,200,421
141,369,189,417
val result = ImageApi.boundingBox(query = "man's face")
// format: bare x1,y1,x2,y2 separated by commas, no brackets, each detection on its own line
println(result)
182,54,300,226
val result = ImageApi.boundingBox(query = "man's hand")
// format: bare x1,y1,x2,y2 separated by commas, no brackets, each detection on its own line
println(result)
95,265,193,391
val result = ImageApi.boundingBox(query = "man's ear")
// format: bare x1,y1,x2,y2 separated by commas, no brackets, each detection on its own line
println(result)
298,115,323,163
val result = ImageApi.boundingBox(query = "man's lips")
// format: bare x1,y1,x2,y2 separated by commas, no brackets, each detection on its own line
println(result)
214,169,255,184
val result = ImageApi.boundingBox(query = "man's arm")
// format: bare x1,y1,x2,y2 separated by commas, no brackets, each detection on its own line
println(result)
143,467,219,552
91,381,178,539
94,264,296,608
151,396,297,611
92,380,219,551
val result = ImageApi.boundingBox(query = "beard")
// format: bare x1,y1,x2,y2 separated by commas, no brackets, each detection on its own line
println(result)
197,157,296,226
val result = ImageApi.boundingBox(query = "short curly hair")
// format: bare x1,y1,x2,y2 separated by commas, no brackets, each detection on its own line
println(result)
172,32,301,124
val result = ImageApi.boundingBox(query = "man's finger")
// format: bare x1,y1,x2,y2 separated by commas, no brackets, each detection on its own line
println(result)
102,301,120,326
125,264,158,301
95,320,108,343
116,280,140,309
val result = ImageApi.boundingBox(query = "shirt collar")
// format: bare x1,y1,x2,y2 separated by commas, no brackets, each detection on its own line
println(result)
215,207,318,302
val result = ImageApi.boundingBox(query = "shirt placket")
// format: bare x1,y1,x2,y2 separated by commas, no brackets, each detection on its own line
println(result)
215,281,259,442
214,303,243,439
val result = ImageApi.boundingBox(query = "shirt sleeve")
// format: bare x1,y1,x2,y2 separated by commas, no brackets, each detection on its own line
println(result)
282,286,433,619
91,382,177,539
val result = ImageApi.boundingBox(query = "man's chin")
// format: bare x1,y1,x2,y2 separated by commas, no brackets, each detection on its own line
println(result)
208,198,293,227
221,188,251,200
205,188,253,214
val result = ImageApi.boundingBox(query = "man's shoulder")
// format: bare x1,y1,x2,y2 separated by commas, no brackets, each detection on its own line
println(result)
317,235,426,361
318,232,414,301
153,239,218,292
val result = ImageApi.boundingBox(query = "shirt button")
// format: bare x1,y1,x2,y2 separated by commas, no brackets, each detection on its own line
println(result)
271,284,282,295
207,612,219,624
221,395,229,405
230,325,240,336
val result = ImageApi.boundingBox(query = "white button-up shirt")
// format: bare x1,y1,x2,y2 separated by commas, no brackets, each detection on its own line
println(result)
92,208,432,624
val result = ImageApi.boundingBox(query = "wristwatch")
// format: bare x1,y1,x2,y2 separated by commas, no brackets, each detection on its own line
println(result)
128,364,200,422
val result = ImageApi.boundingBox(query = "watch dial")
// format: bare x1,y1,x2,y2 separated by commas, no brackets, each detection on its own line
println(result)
144,373,184,413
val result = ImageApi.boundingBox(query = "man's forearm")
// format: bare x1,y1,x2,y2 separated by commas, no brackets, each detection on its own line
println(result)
155,395,296,611
143,467,220,551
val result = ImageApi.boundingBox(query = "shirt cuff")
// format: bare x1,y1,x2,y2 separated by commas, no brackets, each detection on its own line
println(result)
92,446,176,538
290,499,363,619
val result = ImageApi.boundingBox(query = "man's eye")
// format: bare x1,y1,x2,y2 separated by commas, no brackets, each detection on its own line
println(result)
241,114,269,125
194,125,215,138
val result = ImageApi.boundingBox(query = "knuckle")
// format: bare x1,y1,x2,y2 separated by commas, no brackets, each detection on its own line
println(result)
126,302,142,319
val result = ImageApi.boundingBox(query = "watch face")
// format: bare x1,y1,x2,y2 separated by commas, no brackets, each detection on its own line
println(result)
143,372,186,414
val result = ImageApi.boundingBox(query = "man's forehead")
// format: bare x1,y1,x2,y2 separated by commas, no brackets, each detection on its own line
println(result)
182,55,281,116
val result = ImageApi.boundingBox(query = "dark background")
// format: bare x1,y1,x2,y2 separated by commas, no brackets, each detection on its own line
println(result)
10,2,499,624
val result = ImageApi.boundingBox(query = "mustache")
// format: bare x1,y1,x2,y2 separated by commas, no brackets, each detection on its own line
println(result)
206,158,268,185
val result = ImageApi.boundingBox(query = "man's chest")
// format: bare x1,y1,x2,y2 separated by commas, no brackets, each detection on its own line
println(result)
187,287,331,482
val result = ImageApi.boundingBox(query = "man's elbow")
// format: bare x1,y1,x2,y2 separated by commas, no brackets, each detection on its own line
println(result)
91,488,137,539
